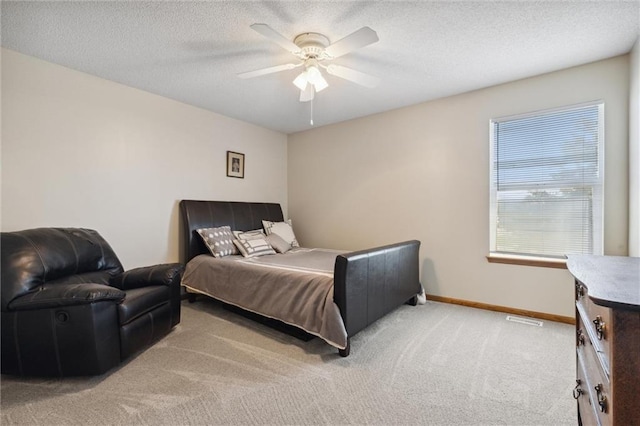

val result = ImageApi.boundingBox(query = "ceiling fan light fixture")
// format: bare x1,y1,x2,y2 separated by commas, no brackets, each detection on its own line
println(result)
313,74,328,92
300,84,314,102
305,65,322,84
293,65,328,93
293,72,308,91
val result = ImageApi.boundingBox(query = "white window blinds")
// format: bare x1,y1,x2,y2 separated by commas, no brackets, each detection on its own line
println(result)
489,103,604,258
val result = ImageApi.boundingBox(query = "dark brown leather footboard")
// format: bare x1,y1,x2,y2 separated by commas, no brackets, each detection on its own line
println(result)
333,240,421,355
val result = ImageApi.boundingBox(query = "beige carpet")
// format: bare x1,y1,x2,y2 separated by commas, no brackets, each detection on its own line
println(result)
1,299,576,425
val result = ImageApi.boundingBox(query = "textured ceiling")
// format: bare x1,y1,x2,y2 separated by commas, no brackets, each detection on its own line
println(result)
2,1,639,134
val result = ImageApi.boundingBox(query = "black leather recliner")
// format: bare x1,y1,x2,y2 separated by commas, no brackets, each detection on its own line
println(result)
1,227,183,377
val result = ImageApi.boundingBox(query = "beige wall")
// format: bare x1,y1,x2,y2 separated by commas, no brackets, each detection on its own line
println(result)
630,38,640,257
1,47,632,317
1,48,288,269
288,56,630,318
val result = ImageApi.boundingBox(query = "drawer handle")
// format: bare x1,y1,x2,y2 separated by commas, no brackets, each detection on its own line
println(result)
593,316,606,340
576,329,585,346
572,379,584,399
575,282,585,299
595,383,608,413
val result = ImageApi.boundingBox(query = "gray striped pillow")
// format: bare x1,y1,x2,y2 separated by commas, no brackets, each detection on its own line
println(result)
233,235,276,258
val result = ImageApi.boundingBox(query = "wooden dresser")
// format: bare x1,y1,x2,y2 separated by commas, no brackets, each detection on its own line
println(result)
566,255,640,426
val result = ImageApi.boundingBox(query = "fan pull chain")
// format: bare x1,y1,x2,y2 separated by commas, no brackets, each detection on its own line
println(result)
310,98,314,126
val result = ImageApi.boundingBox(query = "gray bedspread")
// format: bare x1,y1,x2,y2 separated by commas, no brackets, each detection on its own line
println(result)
181,248,348,349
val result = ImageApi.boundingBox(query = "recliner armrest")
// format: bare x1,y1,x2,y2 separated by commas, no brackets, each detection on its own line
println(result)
110,263,183,291
7,283,125,311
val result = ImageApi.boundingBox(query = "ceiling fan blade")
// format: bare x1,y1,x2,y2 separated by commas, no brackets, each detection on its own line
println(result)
326,64,380,88
238,63,299,79
250,23,300,53
299,84,314,102
324,27,379,58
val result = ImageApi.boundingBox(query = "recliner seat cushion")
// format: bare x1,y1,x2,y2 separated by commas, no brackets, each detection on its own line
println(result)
119,302,171,359
117,285,170,326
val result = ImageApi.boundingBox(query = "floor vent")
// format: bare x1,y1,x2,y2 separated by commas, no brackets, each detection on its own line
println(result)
506,315,543,327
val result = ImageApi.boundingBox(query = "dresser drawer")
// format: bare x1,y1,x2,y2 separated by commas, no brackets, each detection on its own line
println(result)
576,281,611,377
576,355,599,426
576,349,611,426
576,311,609,380
577,343,612,425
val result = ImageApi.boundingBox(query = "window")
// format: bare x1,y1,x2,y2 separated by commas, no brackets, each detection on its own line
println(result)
489,103,604,263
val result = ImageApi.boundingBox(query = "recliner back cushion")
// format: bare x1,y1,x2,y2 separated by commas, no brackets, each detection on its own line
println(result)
1,228,124,310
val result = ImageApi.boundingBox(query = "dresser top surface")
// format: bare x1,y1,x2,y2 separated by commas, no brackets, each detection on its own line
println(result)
567,255,640,310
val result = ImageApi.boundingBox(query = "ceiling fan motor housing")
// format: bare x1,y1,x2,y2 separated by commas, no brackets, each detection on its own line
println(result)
294,32,330,59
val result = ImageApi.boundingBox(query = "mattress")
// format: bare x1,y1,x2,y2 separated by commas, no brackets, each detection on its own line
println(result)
181,248,348,349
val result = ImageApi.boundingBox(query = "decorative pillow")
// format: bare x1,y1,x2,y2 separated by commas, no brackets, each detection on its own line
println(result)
197,226,238,258
265,233,291,254
262,219,299,248
233,235,276,258
233,229,266,240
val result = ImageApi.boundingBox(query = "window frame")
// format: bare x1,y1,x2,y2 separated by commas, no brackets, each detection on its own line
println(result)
488,101,605,267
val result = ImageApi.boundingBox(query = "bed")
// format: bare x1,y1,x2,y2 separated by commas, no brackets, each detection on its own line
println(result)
179,200,422,356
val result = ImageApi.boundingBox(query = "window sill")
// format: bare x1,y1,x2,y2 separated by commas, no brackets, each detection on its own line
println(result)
486,253,567,269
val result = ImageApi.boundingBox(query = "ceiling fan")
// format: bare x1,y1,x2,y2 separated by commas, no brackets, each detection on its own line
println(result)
238,23,380,102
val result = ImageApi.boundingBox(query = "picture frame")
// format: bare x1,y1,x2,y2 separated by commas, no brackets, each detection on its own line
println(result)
226,151,245,178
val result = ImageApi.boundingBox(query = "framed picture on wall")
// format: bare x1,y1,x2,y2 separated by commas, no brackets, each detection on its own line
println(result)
226,151,245,178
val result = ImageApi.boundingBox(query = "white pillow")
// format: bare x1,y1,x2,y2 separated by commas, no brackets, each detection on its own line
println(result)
262,219,299,248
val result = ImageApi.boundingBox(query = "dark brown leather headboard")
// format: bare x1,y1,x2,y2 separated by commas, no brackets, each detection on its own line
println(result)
179,200,284,265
